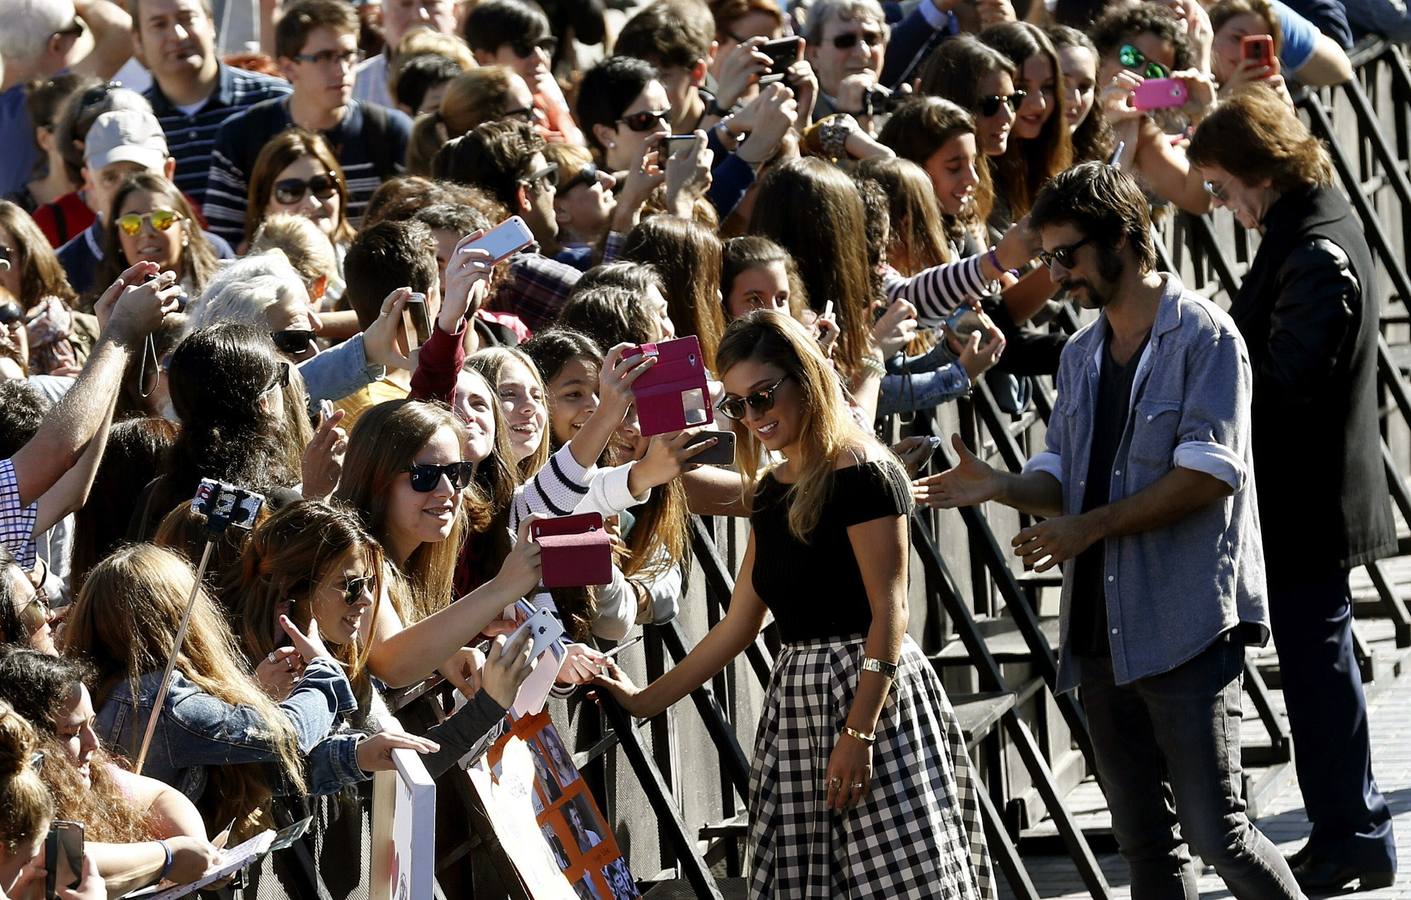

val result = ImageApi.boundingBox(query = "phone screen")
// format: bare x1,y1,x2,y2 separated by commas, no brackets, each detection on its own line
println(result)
46,821,83,897
470,216,535,262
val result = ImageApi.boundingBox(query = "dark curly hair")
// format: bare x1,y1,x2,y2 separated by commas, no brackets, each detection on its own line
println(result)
1090,3,1193,72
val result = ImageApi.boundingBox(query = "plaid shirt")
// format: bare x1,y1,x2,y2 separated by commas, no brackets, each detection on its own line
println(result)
0,458,37,569
486,251,581,334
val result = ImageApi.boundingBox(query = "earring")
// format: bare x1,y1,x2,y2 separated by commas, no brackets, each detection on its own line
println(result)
607,141,616,149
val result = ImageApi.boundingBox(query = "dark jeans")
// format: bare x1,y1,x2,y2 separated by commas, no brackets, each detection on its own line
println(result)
1079,636,1302,899
1267,569,1396,870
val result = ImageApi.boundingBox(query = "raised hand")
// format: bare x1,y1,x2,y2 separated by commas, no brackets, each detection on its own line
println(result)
664,130,714,216
301,408,348,500
494,515,544,599
362,287,413,370
254,646,305,700
482,626,538,708
870,298,919,358
279,614,336,665
597,343,657,419
957,327,1006,382
630,428,716,492
715,36,772,108
441,231,496,330
910,434,1003,508
355,730,441,773
590,658,652,717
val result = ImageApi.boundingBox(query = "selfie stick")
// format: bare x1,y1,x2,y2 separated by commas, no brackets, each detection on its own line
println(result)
134,482,265,774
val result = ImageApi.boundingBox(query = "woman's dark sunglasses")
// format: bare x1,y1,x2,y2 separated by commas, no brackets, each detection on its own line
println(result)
273,174,338,205
271,329,317,355
978,91,1026,117
1118,43,1169,80
617,109,672,132
717,375,789,420
338,575,373,605
510,36,558,58
406,460,476,492
831,29,882,50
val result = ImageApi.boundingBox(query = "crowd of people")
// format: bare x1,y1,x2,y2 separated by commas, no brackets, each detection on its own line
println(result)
0,0,1400,894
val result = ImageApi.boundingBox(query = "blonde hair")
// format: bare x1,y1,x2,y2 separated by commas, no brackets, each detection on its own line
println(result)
64,545,307,825
407,67,520,176
248,214,339,292
394,28,476,70
716,311,896,541
0,700,52,854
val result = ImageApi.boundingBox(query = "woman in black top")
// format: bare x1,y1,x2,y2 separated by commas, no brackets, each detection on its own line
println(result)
594,311,991,898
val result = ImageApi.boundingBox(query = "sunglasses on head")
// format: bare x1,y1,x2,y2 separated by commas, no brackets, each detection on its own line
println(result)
1037,235,1093,270
978,91,1026,117
406,460,476,492
617,108,672,132
559,162,601,192
716,375,789,421
271,329,317,355
274,174,338,205
831,29,882,50
116,208,182,236
520,162,559,190
510,36,558,58
336,575,373,605
1118,43,1169,80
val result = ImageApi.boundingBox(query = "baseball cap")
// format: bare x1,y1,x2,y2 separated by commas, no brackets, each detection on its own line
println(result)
84,109,169,172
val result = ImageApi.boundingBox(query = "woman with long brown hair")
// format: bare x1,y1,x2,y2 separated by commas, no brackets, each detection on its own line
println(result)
93,173,218,308
243,129,355,250
67,544,351,832
620,216,728,371
0,648,218,895
595,311,992,898
0,200,96,377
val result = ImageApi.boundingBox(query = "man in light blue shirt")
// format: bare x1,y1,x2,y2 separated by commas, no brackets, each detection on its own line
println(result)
915,162,1298,900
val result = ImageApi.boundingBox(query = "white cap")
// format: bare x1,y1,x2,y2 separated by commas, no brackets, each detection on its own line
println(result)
84,109,168,172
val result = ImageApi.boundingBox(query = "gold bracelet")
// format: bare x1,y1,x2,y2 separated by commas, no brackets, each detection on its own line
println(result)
842,726,876,745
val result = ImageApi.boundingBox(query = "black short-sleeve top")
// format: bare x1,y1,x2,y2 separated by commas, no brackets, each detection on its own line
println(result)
748,458,912,643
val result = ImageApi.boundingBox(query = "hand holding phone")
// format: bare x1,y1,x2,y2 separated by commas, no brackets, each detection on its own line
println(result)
45,821,84,900
467,215,535,264
1240,34,1274,68
1131,77,1190,111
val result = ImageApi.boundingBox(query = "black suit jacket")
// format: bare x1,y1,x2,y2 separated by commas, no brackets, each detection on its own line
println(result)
1229,185,1396,576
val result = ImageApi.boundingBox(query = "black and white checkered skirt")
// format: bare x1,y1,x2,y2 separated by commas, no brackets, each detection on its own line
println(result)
746,634,994,899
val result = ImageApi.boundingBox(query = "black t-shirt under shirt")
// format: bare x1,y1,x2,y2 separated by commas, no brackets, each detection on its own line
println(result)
1070,330,1150,658
749,460,911,644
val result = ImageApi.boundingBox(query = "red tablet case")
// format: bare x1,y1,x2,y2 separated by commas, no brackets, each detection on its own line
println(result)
530,513,612,588
624,335,713,437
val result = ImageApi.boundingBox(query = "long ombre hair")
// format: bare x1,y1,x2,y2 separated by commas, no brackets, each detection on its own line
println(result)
620,216,727,371
64,544,306,828
718,311,894,542
749,158,876,379
226,500,385,691
467,348,553,480
334,400,482,622
855,157,954,273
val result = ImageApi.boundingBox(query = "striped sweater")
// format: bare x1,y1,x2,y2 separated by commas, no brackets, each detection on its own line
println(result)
204,97,410,245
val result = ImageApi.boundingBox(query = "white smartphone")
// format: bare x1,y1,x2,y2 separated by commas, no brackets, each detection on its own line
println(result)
469,215,535,263
510,606,565,660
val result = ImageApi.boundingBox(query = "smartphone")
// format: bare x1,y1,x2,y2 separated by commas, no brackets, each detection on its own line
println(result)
403,291,431,351
1241,33,1274,67
510,606,566,659
662,134,698,154
1132,77,1189,111
943,306,991,342
761,36,803,78
45,820,83,899
468,215,535,263
685,429,736,466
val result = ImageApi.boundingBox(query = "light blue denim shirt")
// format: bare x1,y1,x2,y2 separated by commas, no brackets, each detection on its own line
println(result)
95,657,357,799
1022,274,1269,693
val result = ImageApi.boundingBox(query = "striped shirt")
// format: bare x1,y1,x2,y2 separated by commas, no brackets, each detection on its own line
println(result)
144,64,291,214
881,253,997,326
205,97,411,246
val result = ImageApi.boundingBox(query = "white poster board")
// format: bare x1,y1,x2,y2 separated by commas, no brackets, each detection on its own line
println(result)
371,746,437,900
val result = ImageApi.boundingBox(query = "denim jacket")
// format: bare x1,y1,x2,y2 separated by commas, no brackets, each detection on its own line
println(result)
297,333,382,406
95,657,358,799
1022,274,1268,693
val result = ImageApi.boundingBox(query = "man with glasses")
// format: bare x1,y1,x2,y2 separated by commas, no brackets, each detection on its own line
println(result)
915,162,1301,899
135,0,290,212
0,0,136,198
206,0,411,244
353,0,459,110
434,118,579,332
804,0,890,121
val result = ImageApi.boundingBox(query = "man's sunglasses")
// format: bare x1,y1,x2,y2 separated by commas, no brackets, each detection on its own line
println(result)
978,91,1026,117
717,375,789,421
274,174,338,205
617,108,672,132
271,329,318,356
1037,235,1093,270
1118,43,1169,80
510,36,558,58
337,575,373,605
406,460,476,492
520,162,559,191
503,106,537,123
16,588,50,635
116,209,183,236
559,163,601,193
831,29,882,50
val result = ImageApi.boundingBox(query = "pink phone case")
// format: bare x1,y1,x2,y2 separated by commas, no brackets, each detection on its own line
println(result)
531,512,612,588
1132,78,1189,111
624,335,713,437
